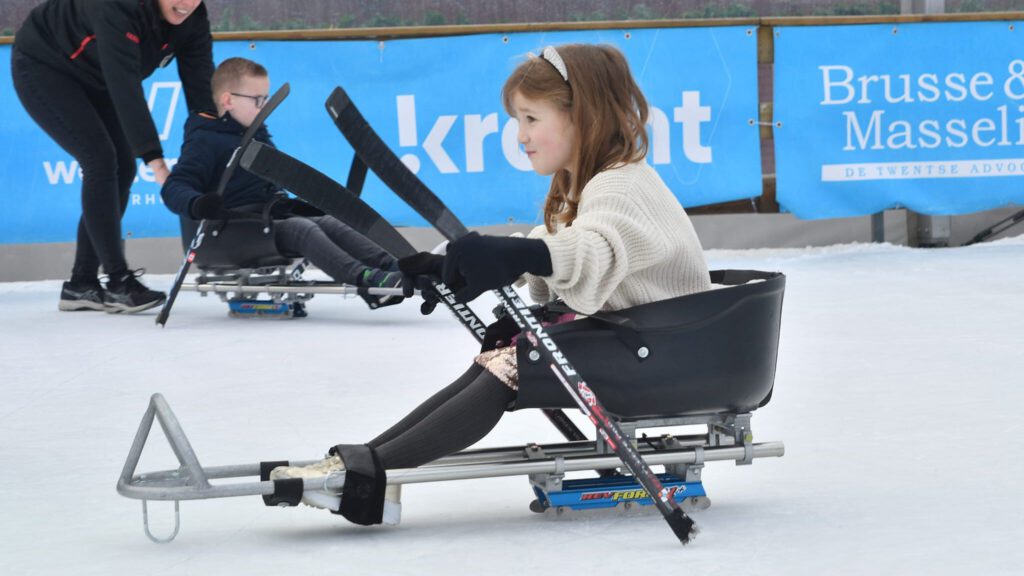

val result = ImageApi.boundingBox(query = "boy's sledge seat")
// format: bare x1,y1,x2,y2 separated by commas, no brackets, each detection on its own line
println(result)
179,211,298,272
515,270,785,418
178,211,313,318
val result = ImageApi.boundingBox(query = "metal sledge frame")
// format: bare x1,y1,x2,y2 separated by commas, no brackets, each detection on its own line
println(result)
117,394,784,543
178,259,409,318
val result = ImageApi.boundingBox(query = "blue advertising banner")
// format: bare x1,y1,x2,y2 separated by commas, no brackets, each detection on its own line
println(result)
0,26,760,244
774,21,1024,219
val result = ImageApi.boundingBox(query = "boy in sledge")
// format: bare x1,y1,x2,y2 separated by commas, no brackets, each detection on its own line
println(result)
161,57,403,308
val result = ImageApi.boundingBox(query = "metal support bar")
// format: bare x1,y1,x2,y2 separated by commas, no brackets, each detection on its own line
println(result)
181,283,407,296
119,396,784,501
121,441,785,501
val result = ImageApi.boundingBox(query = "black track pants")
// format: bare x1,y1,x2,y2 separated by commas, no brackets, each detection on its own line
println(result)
11,48,136,280
273,215,397,285
368,364,517,469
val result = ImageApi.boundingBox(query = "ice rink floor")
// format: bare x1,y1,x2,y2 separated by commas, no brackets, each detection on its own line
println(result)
1,239,1022,575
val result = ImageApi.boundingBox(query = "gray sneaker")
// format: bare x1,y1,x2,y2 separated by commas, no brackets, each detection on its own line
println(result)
58,280,107,311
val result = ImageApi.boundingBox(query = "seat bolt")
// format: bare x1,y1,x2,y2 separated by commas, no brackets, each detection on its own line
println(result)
637,347,650,359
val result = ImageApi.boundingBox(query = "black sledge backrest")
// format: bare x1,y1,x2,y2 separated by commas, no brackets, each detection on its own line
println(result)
515,270,786,418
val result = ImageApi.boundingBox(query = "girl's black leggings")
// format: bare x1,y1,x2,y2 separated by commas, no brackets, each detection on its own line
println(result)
368,364,517,469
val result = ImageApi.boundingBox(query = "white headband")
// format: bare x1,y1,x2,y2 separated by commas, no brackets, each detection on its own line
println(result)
529,46,569,83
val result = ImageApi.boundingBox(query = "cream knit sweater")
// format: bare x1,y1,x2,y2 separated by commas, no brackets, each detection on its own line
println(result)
525,161,711,315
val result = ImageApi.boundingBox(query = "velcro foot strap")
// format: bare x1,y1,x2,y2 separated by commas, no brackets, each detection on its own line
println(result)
356,288,380,309
260,460,304,507
328,444,386,525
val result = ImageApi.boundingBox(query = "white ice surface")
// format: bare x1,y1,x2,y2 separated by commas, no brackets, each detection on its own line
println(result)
1,240,1022,575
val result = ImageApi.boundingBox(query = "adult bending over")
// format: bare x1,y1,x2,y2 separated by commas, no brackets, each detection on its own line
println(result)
11,0,214,313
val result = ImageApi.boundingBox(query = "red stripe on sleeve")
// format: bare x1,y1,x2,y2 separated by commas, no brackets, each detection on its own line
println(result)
69,35,96,60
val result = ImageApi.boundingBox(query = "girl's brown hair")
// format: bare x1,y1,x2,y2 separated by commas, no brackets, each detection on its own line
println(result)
502,44,649,232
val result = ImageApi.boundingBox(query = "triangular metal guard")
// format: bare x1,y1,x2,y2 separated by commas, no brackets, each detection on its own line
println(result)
117,393,209,543
118,393,210,492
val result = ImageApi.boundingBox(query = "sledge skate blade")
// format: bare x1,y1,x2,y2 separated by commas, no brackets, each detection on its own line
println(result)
535,494,712,519
531,473,708,514
228,299,295,318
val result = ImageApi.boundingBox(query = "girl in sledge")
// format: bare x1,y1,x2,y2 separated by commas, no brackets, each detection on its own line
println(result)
271,43,711,525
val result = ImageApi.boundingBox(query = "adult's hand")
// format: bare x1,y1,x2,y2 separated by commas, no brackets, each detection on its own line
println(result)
148,158,171,186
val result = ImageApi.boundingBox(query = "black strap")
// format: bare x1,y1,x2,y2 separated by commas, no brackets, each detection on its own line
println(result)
259,460,304,507
543,299,574,316
259,460,287,481
709,269,780,286
205,202,270,236
260,193,291,233
545,301,651,362
328,444,387,525
595,313,650,362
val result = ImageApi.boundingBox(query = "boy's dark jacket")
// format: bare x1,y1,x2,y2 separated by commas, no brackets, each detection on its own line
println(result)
14,0,214,163
161,112,280,218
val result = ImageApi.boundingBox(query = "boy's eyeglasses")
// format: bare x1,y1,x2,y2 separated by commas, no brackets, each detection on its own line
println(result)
230,93,269,108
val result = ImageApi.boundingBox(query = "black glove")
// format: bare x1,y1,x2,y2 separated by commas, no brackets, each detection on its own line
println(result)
481,314,520,352
481,303,559,352
190,193,224,220
443,232,552,303
397,252,445,315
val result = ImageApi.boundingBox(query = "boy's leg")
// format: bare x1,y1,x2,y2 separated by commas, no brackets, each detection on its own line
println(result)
274,216,370,285
311,215,398,271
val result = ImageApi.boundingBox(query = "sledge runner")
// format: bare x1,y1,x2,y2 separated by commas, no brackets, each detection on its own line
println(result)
270,44,711,526
161,57,404,309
